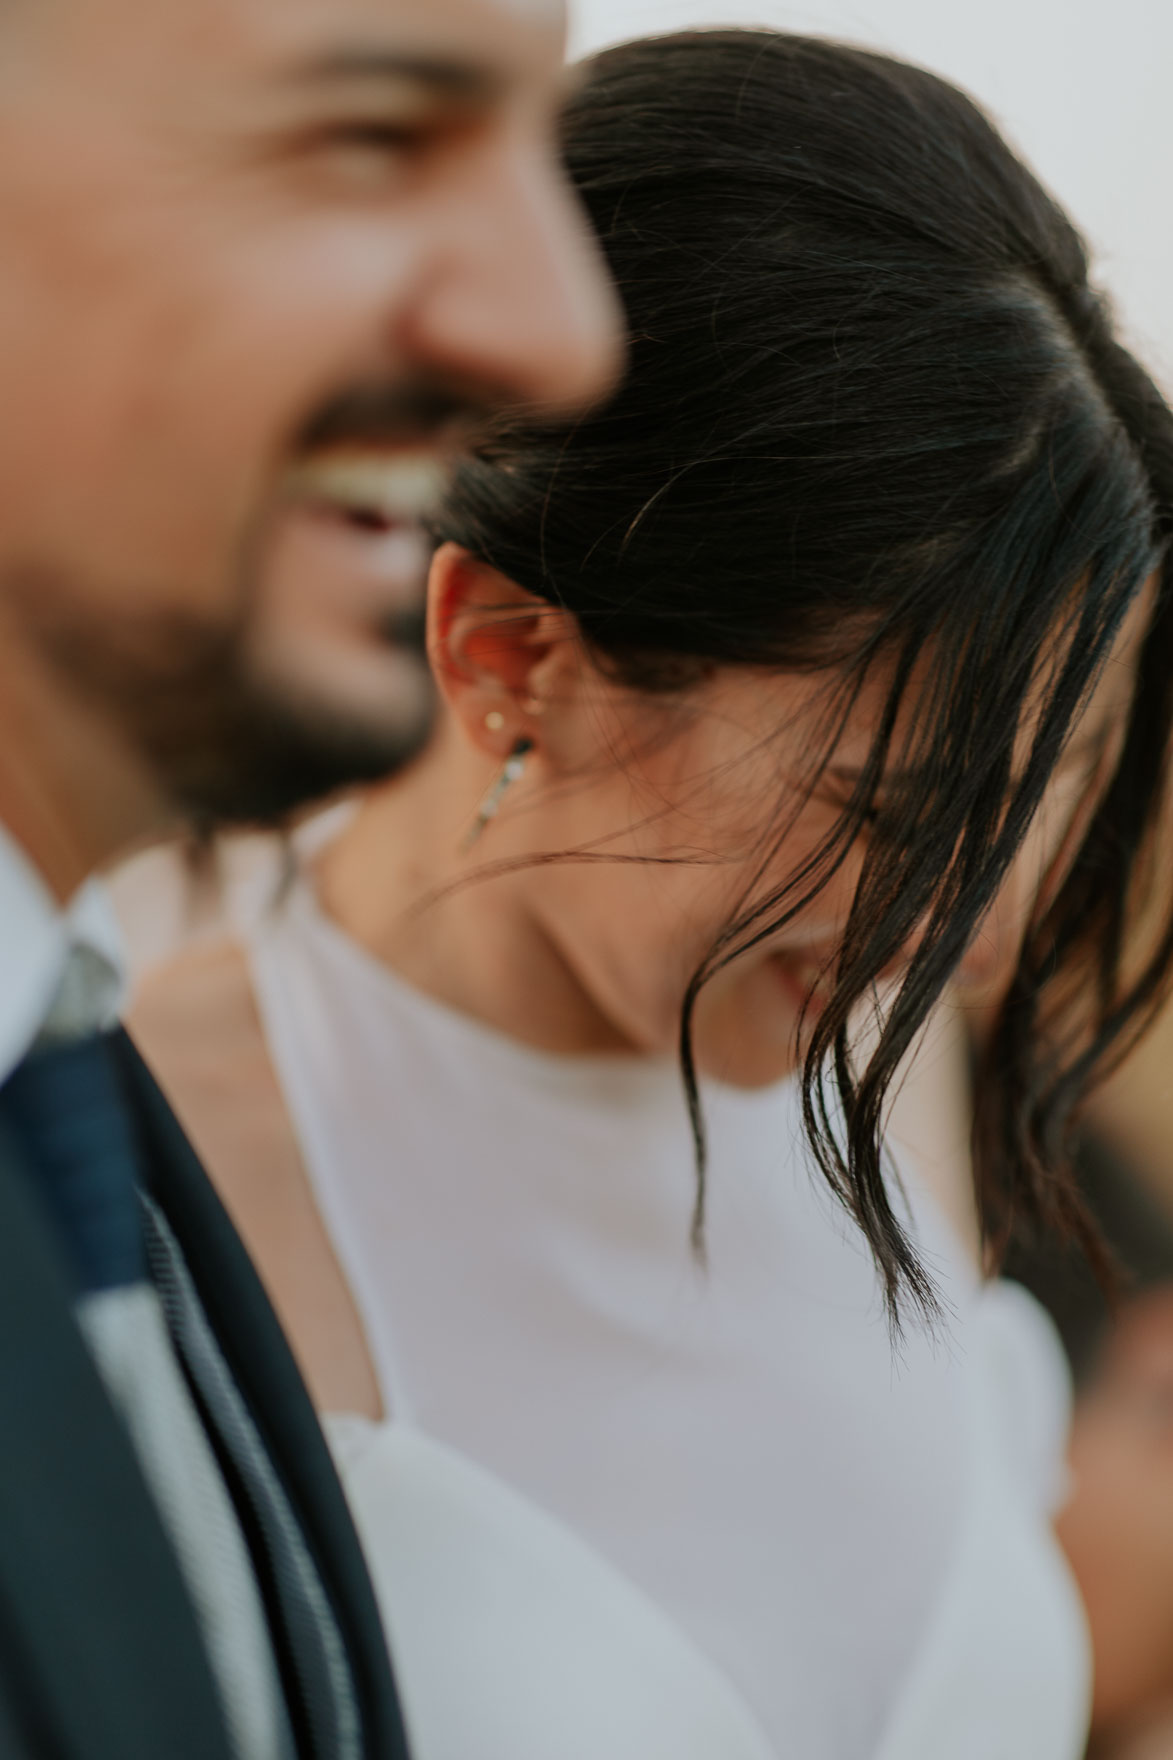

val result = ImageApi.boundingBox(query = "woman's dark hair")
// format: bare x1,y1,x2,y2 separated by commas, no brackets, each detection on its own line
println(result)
436,30,1173,1322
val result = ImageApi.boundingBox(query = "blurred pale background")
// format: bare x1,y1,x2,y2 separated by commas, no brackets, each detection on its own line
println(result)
570,0,1173,394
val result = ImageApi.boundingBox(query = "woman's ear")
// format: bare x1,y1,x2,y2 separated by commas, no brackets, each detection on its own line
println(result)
427,541,579,757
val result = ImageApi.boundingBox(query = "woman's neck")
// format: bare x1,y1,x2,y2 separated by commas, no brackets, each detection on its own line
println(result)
313,721,637,1058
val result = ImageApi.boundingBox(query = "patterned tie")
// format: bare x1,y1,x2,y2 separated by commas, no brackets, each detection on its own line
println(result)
0,1031,146,1295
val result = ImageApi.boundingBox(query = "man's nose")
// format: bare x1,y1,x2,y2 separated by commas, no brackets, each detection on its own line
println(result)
398,137,625,418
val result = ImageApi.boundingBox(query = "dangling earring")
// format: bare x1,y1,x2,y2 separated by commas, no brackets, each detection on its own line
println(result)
462,735,533,852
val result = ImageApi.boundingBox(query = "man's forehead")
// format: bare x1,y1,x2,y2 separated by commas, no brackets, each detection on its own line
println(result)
223,0,567,73
19,0,567,90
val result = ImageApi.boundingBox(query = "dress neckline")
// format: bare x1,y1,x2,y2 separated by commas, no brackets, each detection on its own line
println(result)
271,862,793,1118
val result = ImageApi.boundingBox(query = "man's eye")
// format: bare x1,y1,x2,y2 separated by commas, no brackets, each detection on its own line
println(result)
314,123,427,184
332,123,421,149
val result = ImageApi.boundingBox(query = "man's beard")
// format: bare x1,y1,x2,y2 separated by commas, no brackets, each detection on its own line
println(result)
7,372,504,831
152,611,437,827
14,577,436,828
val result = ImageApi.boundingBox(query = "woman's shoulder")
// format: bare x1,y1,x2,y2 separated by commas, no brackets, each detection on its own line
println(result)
110,805,355,989
110,832,289,985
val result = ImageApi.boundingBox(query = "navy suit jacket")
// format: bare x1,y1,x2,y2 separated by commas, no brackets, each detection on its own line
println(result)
0,1030,411,1760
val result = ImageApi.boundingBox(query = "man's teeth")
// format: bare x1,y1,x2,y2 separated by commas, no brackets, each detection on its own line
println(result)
287,452,451,524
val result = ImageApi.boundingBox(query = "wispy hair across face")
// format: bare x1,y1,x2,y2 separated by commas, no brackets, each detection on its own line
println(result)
437,30,1173,1321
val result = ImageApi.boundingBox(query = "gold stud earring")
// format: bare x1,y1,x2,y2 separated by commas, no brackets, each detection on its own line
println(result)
484,709,506,733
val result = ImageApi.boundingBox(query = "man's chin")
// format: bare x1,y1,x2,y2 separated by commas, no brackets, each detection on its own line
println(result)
160,665,437,828
12,569,437,831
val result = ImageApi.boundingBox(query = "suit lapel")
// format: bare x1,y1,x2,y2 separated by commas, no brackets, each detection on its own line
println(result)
115,1030,411,1760
0,1120,233,1760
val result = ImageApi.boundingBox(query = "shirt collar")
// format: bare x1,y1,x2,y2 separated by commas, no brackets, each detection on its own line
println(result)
0,822,126,1081
44,883,127,1046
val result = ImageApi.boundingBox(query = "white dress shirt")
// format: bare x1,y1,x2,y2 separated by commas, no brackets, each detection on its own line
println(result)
0,824,123,1081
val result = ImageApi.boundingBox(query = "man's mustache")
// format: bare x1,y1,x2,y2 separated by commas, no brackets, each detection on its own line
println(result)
294,375,507,454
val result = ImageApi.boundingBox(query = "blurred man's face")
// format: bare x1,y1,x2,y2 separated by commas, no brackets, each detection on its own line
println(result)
0,0,620,826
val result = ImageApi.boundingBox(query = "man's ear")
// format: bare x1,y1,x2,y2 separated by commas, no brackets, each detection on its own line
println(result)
426,542,578,756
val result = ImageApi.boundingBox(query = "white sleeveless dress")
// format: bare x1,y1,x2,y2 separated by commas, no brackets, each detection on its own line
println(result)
322,1285,1087,1760
124,838,1092,1759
